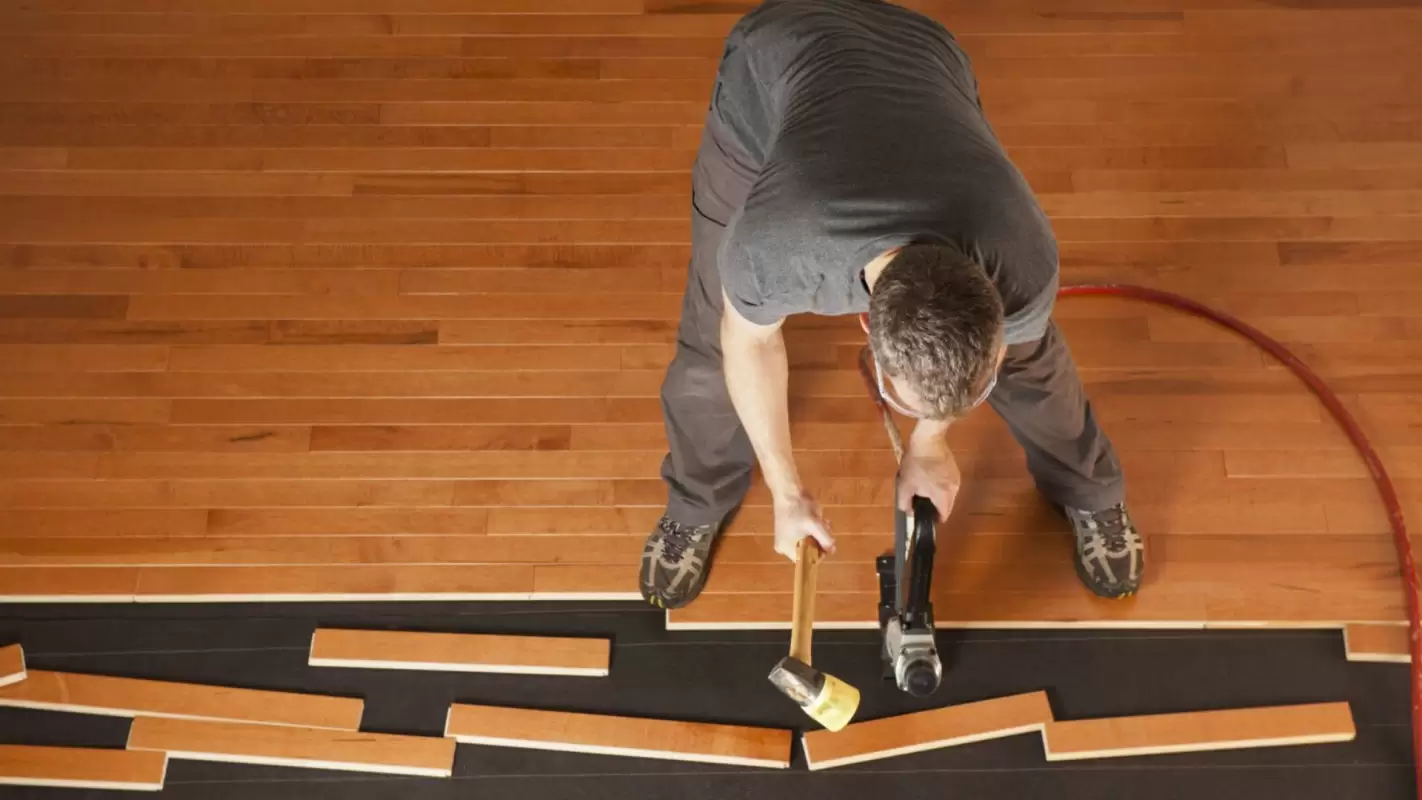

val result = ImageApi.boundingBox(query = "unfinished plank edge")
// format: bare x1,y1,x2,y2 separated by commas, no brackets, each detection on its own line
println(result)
134,749,447,779
445,731,789,769
663,618,877,632
0,594,135,604
309,629,610,677
0,745,167,792
310,656,607,677
807,721,1045,771
1042,702,1355,762
1343,623,1410,664
0,670,363,730
0,699,367,729
127,717,455,779
664,616,1210,632
444,705,791,769
0,644,24,688
802,691,1054,771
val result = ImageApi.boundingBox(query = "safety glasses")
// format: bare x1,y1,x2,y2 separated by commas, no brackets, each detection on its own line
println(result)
860,313,998,419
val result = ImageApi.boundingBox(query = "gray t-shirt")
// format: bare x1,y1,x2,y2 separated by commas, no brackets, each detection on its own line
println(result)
711,0,1058,345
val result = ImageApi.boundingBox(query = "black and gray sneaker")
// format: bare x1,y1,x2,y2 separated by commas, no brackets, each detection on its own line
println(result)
1063,503,1145,599
639,515,720,610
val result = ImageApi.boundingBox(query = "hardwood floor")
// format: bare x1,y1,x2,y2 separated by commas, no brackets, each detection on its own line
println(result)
0,0,1417,630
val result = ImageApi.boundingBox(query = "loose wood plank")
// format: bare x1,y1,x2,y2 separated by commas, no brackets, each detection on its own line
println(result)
309,628,609,676
127,716,455,778
0,745,167,792
803,691,1054,770
0,644,23,688
1042,703,1356,760
1343,623,1409,664
0,669,362,729
445,703,791,768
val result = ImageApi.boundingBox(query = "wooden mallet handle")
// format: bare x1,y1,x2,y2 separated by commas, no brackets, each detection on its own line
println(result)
788,537,822,664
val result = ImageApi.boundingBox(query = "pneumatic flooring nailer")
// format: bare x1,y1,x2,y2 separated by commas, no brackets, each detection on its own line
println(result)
857,345,944,698
877,493,943,697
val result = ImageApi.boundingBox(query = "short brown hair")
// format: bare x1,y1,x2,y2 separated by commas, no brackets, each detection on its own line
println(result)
867,244,1004,419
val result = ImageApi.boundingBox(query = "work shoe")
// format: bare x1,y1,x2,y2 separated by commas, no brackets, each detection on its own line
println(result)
639,515,719,610
1063,503,1145,599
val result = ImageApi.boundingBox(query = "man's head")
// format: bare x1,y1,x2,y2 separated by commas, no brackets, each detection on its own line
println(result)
866,244,1006,420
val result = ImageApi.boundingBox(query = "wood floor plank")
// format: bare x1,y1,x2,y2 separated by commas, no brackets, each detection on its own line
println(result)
444,703,792,768
0,669,363,729
0,534,644,567
0,509,208,537
0,478,459,508
667,589,1212,630
205,508,490,537
802,691,1054,771
0,745,167,792
309,628,610,676
0,644,24,688
0,345,168,372
0,566,139,602
1343,623,1409,664
1042,703,1356,760
126,717,455,778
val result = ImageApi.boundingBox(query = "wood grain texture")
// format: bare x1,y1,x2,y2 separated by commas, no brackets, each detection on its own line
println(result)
1043,702,1356,760
803,691,1054,770
309,628,610,676
0,644,24,688
1343,623,1410,664
0,0,1416,631
0,669,363,729
133,565,544,602
126,716,455,778
445,703,792,768
0,745,167,792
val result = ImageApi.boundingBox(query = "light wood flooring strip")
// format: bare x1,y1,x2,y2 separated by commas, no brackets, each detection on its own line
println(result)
0,644,23,688
0,669,363,729
126,716,454,778
131,564,563,602
1343,623,1410,664
445,703,792,768
1042,702,1356,761
803,691,1054,771
309,628,609,676
0,745,167,792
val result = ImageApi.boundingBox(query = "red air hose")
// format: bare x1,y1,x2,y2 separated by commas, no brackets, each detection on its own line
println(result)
1060,283,1420,793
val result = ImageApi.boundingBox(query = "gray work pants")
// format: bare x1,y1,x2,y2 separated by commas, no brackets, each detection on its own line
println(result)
659,126,1125,527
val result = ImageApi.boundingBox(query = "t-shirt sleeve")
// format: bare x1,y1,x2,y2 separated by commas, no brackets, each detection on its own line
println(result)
717,214,786,327
1002,270,1058,345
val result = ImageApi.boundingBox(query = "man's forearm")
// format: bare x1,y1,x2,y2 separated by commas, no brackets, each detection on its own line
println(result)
721,322,802,501
910,417,953,450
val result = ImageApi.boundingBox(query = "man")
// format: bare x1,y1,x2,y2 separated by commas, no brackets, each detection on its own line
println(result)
639,0,1144,610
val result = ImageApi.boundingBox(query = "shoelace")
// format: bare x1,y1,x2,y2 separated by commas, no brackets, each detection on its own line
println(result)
659,518,701,563
1090,506,1132,552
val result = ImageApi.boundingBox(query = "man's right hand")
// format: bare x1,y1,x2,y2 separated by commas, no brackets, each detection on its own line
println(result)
772,491,835,561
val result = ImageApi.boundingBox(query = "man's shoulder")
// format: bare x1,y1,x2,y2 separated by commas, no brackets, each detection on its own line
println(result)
733,0,948,45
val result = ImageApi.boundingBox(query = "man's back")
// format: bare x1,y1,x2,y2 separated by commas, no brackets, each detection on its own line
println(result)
711,0,1058,346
